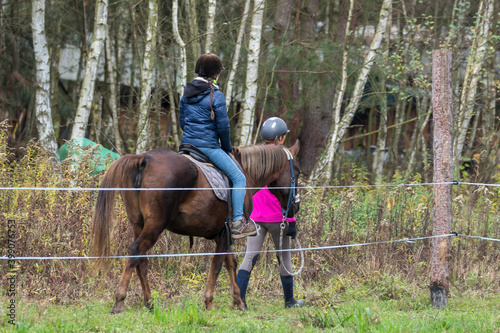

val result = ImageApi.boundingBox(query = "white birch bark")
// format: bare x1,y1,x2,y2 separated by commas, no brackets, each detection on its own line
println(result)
239,0,264,146
105,25,122,154
71,0,108,140
372,3,392,184
32,0,58,154
372,81,388,184
136,0,158,154
173,0,187,93
205,0,216,53
225,0,251,107
310,0,392,182
453,0,494,171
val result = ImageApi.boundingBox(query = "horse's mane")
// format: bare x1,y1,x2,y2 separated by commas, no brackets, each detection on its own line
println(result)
233,145,288,181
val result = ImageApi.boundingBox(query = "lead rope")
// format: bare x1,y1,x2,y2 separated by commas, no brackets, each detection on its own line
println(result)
278,220,304,276
278,148,304,276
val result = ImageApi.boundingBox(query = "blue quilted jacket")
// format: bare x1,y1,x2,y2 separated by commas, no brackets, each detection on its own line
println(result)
179,78,233,153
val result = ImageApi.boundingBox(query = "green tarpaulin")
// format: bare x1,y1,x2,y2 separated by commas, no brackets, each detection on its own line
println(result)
56,138,120,174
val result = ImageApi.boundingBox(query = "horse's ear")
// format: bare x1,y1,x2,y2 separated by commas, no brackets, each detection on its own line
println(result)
289,139,300,157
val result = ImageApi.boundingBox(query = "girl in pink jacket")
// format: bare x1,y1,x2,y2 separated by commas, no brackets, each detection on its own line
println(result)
237,117,305,309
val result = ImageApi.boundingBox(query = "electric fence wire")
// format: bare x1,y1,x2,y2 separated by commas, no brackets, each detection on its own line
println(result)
2,233,499,261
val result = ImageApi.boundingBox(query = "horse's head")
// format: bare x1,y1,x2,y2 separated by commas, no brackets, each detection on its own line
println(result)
267,140,301,219
234,140,301,219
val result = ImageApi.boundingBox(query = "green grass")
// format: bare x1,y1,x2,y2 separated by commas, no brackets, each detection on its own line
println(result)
1,284,499,332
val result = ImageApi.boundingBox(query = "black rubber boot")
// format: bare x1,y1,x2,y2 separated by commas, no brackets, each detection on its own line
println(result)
281,275,305,308
284,297,305,308
237,269,251,309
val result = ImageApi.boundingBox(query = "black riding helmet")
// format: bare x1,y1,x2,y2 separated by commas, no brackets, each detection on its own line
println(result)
261,117,290,141
195,53,224,78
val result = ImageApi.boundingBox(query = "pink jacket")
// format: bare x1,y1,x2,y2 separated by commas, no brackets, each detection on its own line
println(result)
250,186,296,223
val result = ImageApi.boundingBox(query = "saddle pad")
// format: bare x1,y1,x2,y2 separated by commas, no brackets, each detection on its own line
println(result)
183,155,229,202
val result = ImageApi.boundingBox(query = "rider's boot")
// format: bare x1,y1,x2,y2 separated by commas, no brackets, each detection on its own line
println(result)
281,275,305,308
231,219,258,239
237,269,251,309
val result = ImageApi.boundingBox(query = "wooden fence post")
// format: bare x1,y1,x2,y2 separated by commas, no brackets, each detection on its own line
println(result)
430,49,453,308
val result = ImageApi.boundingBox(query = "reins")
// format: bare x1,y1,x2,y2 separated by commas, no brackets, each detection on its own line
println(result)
278,148,304,276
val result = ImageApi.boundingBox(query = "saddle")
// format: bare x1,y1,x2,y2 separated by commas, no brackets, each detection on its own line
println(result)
179,144,230,202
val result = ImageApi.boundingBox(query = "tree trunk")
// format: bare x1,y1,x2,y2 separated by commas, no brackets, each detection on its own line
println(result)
310,0,392,182
105,24,123,154
225,0,251,109
159,36,180,149
186,0,201,60
406,95,431,179
0,0,7,50
479,52,498,183
372,81,388,184
205,0,216,53
388,97,405,174
453,0,494,176
31,0,58,154
71,0,108,140
238,0,264,146
372,3,392,183
172,0,187,94
136,0,158,154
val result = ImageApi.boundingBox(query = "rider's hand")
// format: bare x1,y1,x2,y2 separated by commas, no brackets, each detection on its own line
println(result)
286,222,297,239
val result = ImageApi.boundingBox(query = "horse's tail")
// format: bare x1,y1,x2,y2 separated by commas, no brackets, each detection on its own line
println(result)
92,154,147,272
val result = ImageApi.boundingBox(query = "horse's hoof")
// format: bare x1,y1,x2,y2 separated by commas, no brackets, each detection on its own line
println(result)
235,302,248,311
110,304,125,314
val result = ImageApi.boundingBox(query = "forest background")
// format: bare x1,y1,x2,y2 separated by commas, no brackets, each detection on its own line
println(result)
1,0,499,183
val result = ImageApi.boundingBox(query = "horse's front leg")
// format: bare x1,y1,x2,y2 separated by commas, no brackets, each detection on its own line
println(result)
224,253,247,310
204,239,226,310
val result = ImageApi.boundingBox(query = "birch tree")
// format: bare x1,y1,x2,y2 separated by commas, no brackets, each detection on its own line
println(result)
31,0,58,154
136,0,158,154
172,0,187,93
205,0,216,53
372,3,392,184
225,0,251,108
453,0,494,174
105,25,122,154
71,0,108,140
310,0,392,182
238,0,264,146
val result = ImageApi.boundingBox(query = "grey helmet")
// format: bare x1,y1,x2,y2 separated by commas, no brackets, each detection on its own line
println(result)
261,117,290,141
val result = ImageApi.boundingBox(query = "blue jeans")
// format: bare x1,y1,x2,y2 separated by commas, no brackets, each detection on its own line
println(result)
197,147,246,221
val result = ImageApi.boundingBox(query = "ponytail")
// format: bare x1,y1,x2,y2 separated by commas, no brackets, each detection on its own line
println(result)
208,80,215,120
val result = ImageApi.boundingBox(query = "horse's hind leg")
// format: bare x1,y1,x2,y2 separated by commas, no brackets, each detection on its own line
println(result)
111,224,161,314
224,253,246,310
136,257,152,309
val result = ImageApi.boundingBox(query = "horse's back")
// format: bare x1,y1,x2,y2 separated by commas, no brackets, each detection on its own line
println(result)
139,148,199,188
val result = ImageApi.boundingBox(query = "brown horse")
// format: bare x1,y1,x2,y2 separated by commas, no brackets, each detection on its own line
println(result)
92,141,300,313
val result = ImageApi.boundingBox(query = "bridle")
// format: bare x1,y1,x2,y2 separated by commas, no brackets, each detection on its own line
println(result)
279,148,304,276
281,148,300,220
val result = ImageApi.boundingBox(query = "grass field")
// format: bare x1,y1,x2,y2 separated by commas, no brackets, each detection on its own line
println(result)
2,279,499,332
